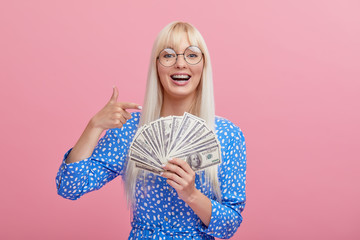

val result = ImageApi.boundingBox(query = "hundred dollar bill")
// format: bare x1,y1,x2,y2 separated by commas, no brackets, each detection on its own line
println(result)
176,129,218,154
172,112,208,148
183,112,205,123
131,138,162,166
170,138,220,158
166,116,182,157
141,125,162,161
151,119,166,161
149,120,163,161
168,113,199,153
133,125,144,140
134,162,164,175
129,149,162,169
159,116,173,158
129,112,222,172
173,145,221,172
169,120,205,155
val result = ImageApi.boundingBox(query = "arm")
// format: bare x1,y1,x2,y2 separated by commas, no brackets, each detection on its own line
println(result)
55,86,141,200
198,127,247,238
65,121,104,164
162,126,247,238
161,158,212,226
65,86,140,164
55,125,135,200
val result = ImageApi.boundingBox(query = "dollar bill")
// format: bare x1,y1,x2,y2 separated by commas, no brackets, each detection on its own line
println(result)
159,116,173,158
134,162,164,175
173,145,221,172
166,116,182,157
169,138,220,158
150,120,164,161
129,112,222,173
141,125,162,160
131,135,162,166
129,150,162,169
167,113,198,152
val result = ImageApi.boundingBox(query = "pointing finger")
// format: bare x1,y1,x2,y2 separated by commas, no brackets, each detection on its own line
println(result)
118,102,142,110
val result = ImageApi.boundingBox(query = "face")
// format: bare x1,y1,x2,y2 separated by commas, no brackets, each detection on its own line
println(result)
157,33,204,101
190,154,201,167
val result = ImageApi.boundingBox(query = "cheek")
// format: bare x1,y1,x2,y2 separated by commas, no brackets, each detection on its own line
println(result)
192,66,204,86
193,63,204,78
157,65,167,84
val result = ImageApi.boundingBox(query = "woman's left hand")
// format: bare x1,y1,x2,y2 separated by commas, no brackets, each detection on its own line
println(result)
161,158,197,203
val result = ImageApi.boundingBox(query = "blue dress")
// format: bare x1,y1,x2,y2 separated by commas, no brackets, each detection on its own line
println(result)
55,112,247,239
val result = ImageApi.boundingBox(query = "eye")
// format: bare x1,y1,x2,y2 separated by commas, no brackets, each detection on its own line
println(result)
187,53,198,58
164,54,176,58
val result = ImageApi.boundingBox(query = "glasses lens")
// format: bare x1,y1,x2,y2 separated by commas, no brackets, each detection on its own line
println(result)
184,46,203,65
159,48,176,66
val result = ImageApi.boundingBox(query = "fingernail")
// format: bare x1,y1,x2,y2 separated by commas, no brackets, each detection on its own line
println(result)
160,172,163,176
161,164,166,168
138,106,142,110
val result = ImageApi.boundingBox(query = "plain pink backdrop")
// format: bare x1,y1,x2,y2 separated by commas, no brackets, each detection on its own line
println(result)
0,0,359,239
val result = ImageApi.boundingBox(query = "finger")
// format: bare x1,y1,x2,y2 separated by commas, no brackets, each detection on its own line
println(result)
113,113,127,124
109,86,119,103
117,102,142,110
166,159,195,184
168,158,194,175
166,178,182,191
163,161,188,179
113,107,132,120
118,115,127,124
162,171,187,186
121,110,132,120
113,119,123,128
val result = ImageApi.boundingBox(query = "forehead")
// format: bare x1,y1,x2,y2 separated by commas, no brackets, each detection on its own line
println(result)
169,34,190,52
160,31,198,52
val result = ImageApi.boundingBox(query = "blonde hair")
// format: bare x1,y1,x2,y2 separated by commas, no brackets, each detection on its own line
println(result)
124,21,221,207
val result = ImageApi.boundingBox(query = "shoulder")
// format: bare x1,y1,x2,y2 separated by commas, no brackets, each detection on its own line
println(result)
215,115,246,146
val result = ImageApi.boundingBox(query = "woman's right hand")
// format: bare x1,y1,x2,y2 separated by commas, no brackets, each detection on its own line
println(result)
89,86,142,131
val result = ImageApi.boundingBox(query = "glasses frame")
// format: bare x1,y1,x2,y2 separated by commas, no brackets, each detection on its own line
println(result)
157,45,204,67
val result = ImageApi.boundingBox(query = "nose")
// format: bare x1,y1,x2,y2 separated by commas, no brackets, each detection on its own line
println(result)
174,54,187,68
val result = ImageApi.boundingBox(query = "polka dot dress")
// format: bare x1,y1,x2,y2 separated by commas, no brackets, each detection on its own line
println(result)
55,112,247,239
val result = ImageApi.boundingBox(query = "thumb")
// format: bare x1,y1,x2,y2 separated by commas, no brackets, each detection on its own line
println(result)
109,86,119,103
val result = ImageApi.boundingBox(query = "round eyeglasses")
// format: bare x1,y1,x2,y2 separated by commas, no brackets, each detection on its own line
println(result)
157,46,204,67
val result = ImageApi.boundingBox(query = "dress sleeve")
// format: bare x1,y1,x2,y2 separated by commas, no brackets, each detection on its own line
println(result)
55,127,132,200
197,126,247,239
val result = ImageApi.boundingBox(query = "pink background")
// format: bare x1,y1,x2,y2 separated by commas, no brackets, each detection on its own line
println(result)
1,0,359,239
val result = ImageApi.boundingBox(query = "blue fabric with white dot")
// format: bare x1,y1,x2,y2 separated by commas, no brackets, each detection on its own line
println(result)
55,112,247,239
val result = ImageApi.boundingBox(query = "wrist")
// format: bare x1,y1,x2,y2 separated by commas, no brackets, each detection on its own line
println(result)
87,119,105,134
88,118,103,131
185,188,201,205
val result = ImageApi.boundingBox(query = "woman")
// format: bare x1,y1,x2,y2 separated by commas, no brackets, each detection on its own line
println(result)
56,21,247,239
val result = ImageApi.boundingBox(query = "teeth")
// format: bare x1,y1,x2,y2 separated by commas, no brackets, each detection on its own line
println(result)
171,75,190,80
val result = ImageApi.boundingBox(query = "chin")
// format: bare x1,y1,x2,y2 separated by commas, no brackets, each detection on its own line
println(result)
167,85,197,98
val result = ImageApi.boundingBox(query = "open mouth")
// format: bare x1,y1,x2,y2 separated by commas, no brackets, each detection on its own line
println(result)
171,74,191,82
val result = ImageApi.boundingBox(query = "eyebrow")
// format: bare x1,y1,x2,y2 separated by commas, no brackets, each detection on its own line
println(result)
165,46,192,52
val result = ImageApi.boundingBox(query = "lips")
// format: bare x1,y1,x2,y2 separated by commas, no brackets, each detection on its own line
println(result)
170,74,191,81
170,74,191,86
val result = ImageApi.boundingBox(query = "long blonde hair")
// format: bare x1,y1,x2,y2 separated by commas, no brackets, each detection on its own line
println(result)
124,21,221,207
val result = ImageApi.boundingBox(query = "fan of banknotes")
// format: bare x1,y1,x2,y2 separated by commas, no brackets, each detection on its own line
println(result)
128,112,221,175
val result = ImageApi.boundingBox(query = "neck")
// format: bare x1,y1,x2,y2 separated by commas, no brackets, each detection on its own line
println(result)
160,93,196,117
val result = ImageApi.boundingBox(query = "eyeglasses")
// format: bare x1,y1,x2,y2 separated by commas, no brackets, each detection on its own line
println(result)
157,46,204,67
